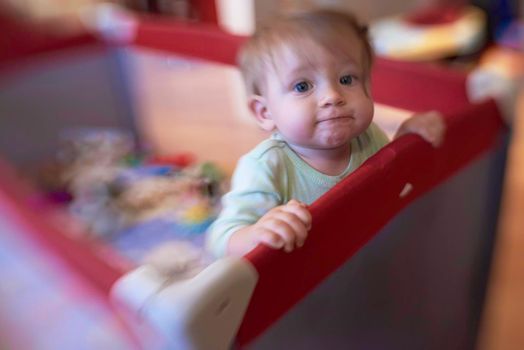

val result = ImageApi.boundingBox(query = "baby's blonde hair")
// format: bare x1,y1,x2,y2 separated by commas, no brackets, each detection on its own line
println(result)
238,9,374,96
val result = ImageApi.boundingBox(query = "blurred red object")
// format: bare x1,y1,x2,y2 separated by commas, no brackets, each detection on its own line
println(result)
405,5,465,25
0,12,98,66
148,153,196,168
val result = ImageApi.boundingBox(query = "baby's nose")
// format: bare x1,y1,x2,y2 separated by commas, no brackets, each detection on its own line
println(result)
319,84,345,107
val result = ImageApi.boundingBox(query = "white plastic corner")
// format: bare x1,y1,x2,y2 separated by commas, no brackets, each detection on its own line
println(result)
110,257,258,350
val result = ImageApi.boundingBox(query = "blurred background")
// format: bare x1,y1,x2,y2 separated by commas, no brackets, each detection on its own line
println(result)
0,0,522,349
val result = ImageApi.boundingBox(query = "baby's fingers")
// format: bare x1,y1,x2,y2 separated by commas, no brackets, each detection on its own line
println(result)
412,111,446,147
268,218,301,252
272,210,309,248
284,200,312,230
256,217,302,252
423,126,445,147
257,231,285,250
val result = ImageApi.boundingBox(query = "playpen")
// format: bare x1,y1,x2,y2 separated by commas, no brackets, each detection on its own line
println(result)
0,6,510,350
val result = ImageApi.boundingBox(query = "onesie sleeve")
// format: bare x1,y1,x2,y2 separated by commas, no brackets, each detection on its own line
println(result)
205,153,283,258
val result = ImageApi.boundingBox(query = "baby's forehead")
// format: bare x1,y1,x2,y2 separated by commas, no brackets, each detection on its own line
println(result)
268,37,364,72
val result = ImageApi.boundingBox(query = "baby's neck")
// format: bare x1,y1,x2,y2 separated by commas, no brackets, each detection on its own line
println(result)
290,143,351,176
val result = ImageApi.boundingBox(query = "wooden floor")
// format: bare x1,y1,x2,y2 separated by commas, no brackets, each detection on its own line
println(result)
477,48,524,350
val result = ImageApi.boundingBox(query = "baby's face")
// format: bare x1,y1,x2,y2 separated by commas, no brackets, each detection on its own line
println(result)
261,35,373,154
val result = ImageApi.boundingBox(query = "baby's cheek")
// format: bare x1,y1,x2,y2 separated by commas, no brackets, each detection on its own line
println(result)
293,124,316,140
289,112,315,134
279,118,314,143
358,96,374,119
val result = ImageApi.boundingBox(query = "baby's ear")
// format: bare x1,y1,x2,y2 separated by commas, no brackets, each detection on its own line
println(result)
248,95,276,132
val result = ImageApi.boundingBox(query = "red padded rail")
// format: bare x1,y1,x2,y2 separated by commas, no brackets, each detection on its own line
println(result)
130,19,471,113
0,13,100,68
372,58,470,113
0,159,125,294
132,16,246,66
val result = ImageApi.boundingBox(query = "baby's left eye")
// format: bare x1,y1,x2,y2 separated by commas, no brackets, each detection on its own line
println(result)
293,81,311,93
340,75,353,85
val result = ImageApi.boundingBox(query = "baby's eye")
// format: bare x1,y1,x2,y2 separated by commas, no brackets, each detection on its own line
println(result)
293,81,311,93
340,75,354,85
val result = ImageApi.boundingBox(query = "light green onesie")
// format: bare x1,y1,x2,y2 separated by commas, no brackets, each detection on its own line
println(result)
206,122,389,257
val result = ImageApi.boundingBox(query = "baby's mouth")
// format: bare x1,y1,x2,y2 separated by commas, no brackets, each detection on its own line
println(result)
317,115,353,124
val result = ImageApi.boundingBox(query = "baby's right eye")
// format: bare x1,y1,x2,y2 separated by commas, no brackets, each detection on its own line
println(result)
293,81,311,93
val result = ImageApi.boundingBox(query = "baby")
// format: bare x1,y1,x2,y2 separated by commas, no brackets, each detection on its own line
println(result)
206,9,445,257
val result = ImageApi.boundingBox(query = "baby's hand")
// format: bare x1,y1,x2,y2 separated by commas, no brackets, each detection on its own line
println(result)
227,199,312,255
254,199,312,252
395,111,446,147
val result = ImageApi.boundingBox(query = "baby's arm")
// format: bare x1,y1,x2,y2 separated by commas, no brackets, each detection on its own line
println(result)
395,110,446,147
206,152,313,258
227,199,312,256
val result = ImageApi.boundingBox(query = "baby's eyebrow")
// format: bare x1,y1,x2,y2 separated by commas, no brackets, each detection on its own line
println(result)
285,64,314,77
339,59,361,70
277,66,314,87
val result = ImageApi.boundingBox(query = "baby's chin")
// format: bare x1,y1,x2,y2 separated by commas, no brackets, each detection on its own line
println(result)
284,128,360,152
315,129,358,149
